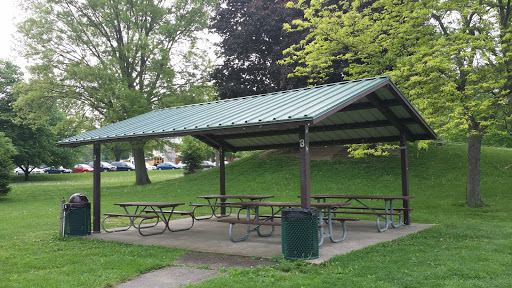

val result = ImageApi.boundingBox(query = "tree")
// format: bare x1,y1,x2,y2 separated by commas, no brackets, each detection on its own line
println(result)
103,142,131,162
180,136,206,175
0,60,79,181
282,0,511,207
18,0,215,185
0,133,15,196
210,0,347,99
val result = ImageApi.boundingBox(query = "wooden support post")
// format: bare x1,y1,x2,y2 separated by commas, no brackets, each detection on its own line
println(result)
219,147,226,215
93,143,101,233
299,125,311,208
400,132,411,225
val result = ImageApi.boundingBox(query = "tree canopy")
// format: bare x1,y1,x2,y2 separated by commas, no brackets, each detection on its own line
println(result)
282,0,512,206
0,132,15,196
18,0,216,184
210,0,349,99
0,60,78,181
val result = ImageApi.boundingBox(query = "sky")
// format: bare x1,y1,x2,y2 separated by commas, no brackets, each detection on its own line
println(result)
0,1,219,75
0,1,25,68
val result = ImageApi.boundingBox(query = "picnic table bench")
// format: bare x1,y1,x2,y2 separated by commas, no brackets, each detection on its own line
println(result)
311,195,415,232
142,210,194,232
190,195,273,220
217,201,357,245
102,202,193,235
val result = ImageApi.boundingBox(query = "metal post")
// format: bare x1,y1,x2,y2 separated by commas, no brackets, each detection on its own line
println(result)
93,143,101,233
299,125,311,208
400,132,411,225
219,146,226,215
60,197,66,237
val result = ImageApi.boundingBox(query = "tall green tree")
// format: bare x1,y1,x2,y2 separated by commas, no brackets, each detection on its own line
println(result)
0,60,78,181
103,142,131,162
210,0,348,99
283,0,511,207
0,133,15,196
18,0,215,185
180,136,206,175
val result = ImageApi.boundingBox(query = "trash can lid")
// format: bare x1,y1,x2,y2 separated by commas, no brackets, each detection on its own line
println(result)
69,193,89,203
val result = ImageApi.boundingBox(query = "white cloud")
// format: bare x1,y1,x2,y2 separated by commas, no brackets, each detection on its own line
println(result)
0,0,26,70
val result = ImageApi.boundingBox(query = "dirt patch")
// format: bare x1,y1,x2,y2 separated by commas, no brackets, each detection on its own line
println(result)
262,145,400,161
263,145,349,161
174,251,278,269
257,149,277,159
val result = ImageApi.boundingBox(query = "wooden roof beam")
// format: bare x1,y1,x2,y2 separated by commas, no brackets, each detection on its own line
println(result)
194,134,237,152
366,93,415,138
232,135,417,151
217,119,416,141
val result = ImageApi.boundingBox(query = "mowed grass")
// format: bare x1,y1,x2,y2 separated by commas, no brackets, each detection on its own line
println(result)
1,143,512,287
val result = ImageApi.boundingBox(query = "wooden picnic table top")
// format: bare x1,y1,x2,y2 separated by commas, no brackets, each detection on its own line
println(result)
197,195,274,200
114,202,185,208
230,201,350,208
310,195,415,200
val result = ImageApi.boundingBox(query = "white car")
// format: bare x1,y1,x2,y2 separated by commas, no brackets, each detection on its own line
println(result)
31,167,45,174
13,166,44,175
202,161,215,168
145,163,157,170
13,167,24,175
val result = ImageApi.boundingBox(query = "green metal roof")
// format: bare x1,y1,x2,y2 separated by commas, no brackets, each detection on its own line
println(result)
58,76,436,150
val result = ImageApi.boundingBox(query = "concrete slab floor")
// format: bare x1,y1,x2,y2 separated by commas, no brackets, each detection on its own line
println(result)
87,217,434,264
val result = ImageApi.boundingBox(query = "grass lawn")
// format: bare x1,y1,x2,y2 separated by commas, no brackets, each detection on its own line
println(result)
1,143,511,287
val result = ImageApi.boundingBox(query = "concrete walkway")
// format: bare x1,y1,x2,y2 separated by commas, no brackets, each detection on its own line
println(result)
115,252,278,287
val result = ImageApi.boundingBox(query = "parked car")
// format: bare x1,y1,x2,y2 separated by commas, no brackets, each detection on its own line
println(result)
111,161,135,171
176,162,186,169
156,162,180,170
73,164,94,173
44,166,72,174
88,162,117,172
145,163,157,171
32,167,45,174
202,161,215,169
14,166,45,175
13,167,24,175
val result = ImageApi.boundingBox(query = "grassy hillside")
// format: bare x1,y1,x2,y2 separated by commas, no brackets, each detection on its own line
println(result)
1,143,511,287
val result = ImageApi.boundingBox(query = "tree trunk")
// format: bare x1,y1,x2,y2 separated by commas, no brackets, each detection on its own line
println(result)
466,130,484,207
131,141,151,186
215,149,220,167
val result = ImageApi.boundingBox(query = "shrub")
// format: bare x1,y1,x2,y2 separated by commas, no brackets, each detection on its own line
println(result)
180,136,206,175
0,133,16,196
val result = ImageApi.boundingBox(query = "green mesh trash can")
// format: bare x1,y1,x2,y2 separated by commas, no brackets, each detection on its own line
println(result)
281,208,319,260
64,193,91,236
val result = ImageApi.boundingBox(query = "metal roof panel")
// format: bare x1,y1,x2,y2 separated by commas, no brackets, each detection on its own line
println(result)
58,76,436,148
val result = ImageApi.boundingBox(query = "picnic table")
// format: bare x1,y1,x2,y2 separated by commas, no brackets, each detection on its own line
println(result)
310,195,415,232
102,202,194,236
190,195,274,220
217,201,354,245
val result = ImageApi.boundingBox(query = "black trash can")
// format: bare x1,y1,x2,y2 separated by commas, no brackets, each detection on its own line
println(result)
281,208,319,260
64,193,91,236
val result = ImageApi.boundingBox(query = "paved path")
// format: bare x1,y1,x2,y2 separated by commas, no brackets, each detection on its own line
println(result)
116,252,277,288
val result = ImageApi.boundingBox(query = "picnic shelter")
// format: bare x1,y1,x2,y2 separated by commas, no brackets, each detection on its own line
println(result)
58,76,437,233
